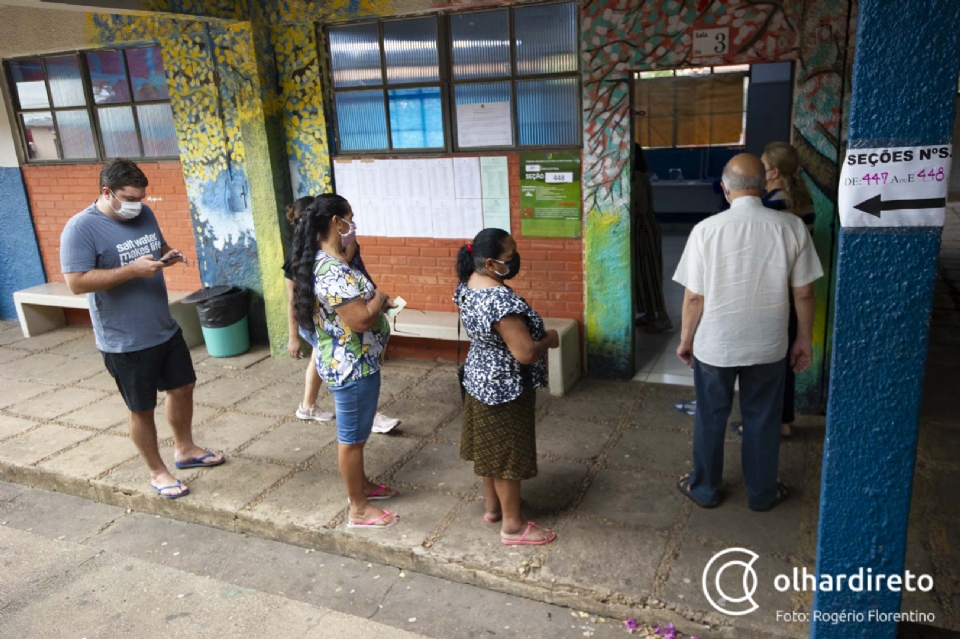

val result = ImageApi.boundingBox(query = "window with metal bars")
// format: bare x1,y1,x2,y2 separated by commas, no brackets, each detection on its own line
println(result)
5,46,179,163
325,1,581,154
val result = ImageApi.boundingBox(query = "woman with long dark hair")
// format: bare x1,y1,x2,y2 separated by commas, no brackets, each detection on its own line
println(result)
283,196,399,432
454,229,560,546
291,194,398,529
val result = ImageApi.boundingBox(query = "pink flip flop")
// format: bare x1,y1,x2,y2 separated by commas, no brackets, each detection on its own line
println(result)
367,484,398,501
347,510,398,529
501,521,556,546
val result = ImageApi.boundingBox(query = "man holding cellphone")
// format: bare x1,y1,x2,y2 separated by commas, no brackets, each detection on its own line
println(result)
61,159,225,499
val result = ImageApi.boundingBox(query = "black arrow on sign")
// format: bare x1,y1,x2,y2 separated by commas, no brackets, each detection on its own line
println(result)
854,194,946,218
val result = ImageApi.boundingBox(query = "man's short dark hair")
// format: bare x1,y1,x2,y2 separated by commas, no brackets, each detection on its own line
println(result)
99,159,149,192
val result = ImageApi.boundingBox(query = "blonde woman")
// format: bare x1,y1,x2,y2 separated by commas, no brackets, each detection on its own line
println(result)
761,142,815,438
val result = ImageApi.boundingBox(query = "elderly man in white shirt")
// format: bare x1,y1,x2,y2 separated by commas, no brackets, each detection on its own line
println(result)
673,154,823,512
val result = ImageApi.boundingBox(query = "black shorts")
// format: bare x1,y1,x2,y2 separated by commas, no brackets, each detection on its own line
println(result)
101,328,197,413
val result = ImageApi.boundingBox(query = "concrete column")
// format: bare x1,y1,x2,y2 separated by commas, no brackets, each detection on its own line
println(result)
811,2,960,638
0,67,46,320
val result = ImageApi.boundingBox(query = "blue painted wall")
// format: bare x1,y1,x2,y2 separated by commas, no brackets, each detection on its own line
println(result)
811,1,960,637
0,167,46,320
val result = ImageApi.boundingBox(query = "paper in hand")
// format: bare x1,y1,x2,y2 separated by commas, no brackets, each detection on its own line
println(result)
385,296,407,319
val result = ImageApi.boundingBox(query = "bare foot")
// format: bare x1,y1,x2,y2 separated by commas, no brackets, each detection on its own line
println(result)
484,509,502,523
150,470,187,497
781,423,793,438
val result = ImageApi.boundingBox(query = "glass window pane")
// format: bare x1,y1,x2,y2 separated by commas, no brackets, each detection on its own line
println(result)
329,23,383,88
516,78,580,146
383,17,439,84
125,47,170,101
97,106,140,157
514,2,578,75
21,112,59,160
9,58,48,109
86,50,131,104
55,110,97,159
388,86,443,149
46,55,86,108
450,10,510,80
137,103,179,156
455,82,512,147
335,90,388,150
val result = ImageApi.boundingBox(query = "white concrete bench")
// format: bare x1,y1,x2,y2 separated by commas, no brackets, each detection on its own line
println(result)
391,310,581,397
13,282,203,348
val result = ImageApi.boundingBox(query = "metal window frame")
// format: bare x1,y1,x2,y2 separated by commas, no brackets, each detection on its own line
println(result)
4,45,180,165
324,0,582,157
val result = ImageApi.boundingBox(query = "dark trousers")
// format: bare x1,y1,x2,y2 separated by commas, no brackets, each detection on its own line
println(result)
690,357,786,510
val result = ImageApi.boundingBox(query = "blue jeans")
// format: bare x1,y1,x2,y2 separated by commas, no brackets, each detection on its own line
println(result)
330,371,381,445
690,358,786,510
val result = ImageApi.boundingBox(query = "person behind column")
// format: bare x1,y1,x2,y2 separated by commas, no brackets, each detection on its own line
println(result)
454,229,560,545
291,194,399,529
283,196,400,433
632,143,672,333
673,154,823,511
60,159,224,500
762,141,816,438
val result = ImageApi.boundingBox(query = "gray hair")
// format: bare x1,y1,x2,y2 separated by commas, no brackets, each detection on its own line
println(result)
721,166,764,192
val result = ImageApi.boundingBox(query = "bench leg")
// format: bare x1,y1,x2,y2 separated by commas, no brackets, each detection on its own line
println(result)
15,302,65,338
170,301,203,349
548,324,581,397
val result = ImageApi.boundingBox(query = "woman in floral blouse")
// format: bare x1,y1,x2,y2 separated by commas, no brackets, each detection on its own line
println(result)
292,194,398,529
454,228,560,546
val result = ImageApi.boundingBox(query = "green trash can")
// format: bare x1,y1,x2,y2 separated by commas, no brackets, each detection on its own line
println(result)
181,285,250,358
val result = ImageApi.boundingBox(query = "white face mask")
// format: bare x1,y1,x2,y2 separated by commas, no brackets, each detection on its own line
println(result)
109,190,142,220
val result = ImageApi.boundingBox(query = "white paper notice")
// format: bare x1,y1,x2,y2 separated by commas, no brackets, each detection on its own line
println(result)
428,158,456,200
407,197,433,238
454,157,482,200
838,145,952,228
457,199,484,238
382,197,408,238
358,161,383,198
334,160,361,209
431,198,459,239
359,197,385,237
482,198,510,232
408,160,432,200
457,102,512,148
480,156,510,200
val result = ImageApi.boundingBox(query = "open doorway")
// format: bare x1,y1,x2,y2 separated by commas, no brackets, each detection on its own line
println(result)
631,61,794,385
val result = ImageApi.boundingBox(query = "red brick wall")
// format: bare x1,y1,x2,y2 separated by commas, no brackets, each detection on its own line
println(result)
23,162,201,296
359,154,585,325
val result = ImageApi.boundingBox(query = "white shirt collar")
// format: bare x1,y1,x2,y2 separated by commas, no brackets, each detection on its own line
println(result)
728,195,763,209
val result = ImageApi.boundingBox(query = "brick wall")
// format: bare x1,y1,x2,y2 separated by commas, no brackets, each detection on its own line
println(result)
358,154,585,324
22,161,201,298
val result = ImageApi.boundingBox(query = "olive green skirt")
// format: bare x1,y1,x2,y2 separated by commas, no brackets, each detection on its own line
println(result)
460,388,537,481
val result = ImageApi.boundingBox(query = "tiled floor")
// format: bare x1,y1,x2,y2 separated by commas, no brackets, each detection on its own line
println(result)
634,232,693,386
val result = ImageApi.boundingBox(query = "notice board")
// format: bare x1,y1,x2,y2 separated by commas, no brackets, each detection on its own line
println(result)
520,152,582,238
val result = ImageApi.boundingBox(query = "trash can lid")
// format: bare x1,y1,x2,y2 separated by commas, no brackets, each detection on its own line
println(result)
180,285,240,304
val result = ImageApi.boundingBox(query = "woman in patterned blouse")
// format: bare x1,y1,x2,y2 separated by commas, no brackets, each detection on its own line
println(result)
291,194,399,530
454,229,560,546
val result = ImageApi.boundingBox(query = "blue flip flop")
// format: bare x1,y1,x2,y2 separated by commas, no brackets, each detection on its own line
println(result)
174,451,226,469
152,480,190,500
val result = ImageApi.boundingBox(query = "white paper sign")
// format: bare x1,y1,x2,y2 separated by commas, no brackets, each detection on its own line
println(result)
838,145,952,228
692,28,729,57
456,102,512,148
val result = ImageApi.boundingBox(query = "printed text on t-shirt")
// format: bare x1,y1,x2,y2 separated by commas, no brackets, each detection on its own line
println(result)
116,233,161,266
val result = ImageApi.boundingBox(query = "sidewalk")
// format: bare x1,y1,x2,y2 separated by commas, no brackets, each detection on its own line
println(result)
0,312,957,637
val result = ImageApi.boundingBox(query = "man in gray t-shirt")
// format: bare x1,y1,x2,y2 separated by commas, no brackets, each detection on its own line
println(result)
61,159,225,499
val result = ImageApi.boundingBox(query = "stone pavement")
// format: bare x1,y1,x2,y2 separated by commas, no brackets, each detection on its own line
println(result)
0,318,957,638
